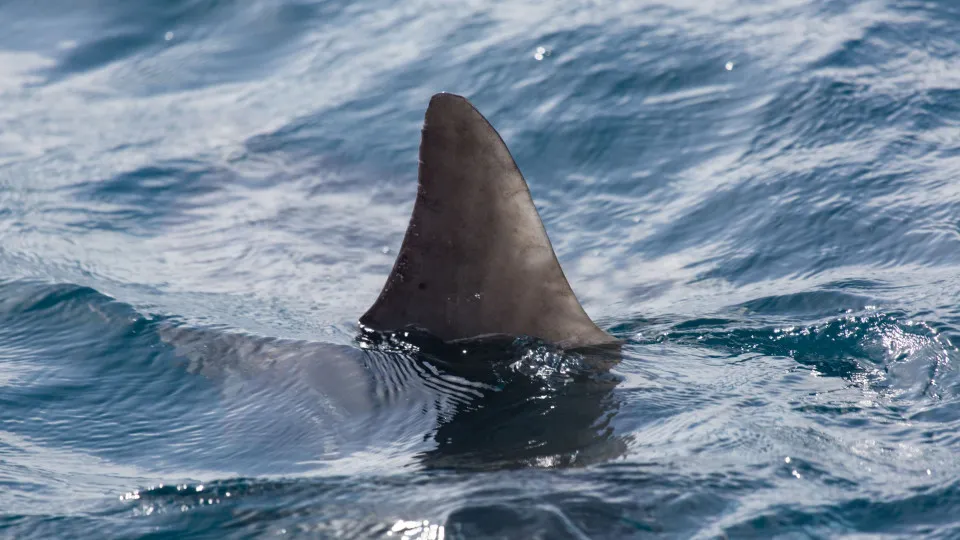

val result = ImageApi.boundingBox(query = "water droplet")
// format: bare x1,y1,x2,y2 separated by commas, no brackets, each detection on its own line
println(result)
725,61,734,71
784,456,791,463
381,246,390,254
164,31,174,41
534,46,547,61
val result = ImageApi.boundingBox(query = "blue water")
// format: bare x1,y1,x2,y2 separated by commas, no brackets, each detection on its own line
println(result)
3,0,960,537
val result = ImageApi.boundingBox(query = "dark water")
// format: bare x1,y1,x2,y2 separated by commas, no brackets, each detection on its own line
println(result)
3,0,960,537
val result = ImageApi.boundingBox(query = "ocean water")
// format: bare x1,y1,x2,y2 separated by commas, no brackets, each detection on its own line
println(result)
2,0,960,537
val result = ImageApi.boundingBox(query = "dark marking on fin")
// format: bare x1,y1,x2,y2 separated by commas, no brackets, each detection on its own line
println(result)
360,93,617,349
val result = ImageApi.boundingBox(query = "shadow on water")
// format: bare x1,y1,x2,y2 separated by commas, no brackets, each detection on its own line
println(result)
357,329,627,471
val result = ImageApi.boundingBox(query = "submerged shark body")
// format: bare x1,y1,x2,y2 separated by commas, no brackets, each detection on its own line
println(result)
161,93,623,471
160,324,623,472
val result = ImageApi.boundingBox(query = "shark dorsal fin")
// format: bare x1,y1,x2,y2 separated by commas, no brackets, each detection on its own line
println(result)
360,93,615,349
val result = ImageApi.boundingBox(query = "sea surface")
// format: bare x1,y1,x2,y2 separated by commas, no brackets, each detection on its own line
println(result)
2,0,960,538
